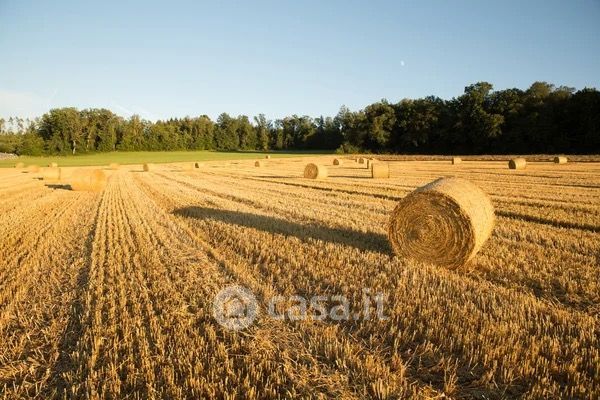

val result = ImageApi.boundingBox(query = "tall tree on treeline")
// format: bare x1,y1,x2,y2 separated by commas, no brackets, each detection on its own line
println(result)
360,100,396,151
237,115,257,150
311,116,343,149
452,82,504,153
214,113,239,150
254,114,271,151
488,88,524,152
118,115,147,151
391,96,444,152
564,88,600,153
38,108,83,154
189,115,214,150
80,108,121,152
278,115,316,148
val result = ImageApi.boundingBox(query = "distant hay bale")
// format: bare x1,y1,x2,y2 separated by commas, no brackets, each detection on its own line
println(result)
143,163,153,172
388,177,495,269
255,161,263,167
41,167,61,181
358,157,365,164
49,162,58,168
508,158,526,170
371,162,390,178
70,169,107,192
15,162,25,168
333,158,343,166
265,155,271,159
303,163,327,179
109,163,120,170
194,162,204,168
452,157,462,165
553,156,567,164
26,165,40,173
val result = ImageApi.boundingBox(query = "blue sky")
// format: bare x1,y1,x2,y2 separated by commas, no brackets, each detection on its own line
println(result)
1,0,599,121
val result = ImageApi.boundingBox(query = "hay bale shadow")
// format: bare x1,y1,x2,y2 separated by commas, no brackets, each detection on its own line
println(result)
45,183,72,191
174,206,391,254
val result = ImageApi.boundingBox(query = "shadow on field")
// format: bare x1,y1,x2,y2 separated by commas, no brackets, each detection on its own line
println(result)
174,206,391,254
255,175,298,179
45,183,72,190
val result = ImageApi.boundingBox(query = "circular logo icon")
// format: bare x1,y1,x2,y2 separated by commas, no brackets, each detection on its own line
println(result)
212,285,258,331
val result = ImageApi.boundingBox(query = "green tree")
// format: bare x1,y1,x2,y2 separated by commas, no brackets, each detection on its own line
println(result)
38,108,83,154
118,115,147,151
254,114,271,151
214,113,239,150
237,115,256,150
452,82,504,153
360,101,396,150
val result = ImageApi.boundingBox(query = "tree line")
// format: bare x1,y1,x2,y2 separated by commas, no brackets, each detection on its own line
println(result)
1,81,598,156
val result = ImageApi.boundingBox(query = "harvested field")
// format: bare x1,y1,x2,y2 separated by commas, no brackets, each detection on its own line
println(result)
0,156,599,399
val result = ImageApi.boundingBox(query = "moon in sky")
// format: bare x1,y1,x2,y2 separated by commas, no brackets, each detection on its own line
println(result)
400,60,405,67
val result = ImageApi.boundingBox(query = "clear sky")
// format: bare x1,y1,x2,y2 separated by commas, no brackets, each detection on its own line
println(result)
1,0,599,121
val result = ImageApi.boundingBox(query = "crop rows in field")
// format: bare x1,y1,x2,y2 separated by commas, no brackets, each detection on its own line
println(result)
0,157,598,399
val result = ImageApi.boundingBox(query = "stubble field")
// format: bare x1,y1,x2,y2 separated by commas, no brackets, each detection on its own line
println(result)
0,156,599,399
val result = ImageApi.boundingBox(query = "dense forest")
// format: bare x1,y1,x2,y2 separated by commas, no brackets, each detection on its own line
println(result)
1,81,599,156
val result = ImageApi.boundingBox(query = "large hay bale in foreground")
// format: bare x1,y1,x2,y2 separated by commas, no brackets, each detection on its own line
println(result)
15,162,25,168
333,158,343,166
553,156,567,164
388,177,495,269
371,163,390,178
508,158,526,170
41,167,61,181
26,165,40,173
49,162,58,168
452,157,462,165
143,163,153,172
70,169,107,192
303,163,327,179
255,161,263,167
109,163,120,170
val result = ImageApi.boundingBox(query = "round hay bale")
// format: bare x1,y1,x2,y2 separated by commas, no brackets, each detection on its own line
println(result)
41,167,61,181
109,163,120,170
255,161,263,167
70,169,107,192
15,162,25,168
452,157,462,165
265,155,271,159
388,177,495,269
303,163,327,179
371,163,390,178
49,162,58,168
194,162,204,168
508,158,526,170
333,158,343,166
553,156,567,164
358,157,365,164
143,163,153,172
26,165,40,173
